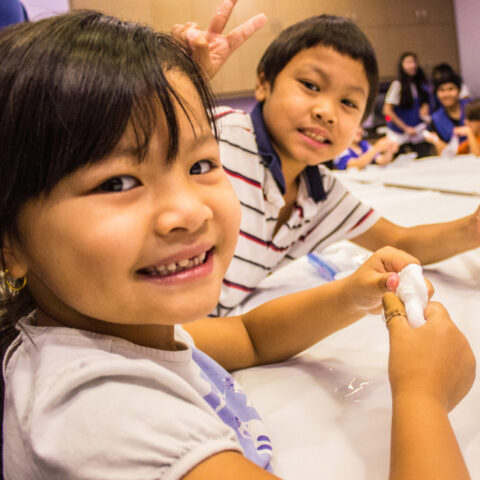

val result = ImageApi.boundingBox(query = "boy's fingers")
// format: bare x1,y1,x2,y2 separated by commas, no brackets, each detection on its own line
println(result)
425,276,434,299
207,0,238,38
226,14,268,51
385,272,399,292
382,292,408,331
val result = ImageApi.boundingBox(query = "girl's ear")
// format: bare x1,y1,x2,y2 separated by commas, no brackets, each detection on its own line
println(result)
2,236,28,279
254,72,270,102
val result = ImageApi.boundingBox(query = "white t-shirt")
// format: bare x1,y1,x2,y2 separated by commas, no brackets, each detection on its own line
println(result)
384,80,420,106
3,313,273,479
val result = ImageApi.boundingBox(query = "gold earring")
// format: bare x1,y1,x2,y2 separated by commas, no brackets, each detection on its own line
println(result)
4,269,27,292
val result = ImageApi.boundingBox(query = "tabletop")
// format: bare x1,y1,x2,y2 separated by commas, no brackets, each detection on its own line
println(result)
232,154,480,479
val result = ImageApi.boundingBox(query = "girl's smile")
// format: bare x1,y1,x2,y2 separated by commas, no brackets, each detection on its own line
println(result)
137,246,214,283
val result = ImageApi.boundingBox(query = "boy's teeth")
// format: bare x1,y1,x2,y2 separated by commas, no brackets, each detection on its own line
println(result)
304,131,327,142
145,251,208,276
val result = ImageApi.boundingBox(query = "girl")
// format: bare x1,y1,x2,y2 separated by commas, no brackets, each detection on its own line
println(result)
0,10,474,480
383,52,432,158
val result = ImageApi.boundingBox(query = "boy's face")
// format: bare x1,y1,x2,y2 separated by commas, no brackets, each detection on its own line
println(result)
436,82,460,108
255,45,369,171
7,73,241,335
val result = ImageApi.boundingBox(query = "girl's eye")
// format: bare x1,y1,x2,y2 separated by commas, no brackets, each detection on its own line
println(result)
190,160,217,175
96,175,140,193
342,99,358,109
300,80,319,92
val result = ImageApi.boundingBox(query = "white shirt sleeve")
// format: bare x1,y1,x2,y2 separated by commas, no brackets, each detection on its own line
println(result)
460,83,471,99
384,80,401,105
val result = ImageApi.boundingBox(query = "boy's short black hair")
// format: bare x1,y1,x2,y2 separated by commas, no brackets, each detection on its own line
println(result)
434,72,462,94
465,98,480,121
256,15,378,121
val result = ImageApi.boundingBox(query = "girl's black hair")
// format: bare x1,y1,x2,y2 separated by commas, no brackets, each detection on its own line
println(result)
0,10,218,461
256,15,379,121
397,51,429,109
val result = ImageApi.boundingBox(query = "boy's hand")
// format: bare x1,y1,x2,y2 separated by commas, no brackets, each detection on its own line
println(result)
171,0,267,78
453,125,471,137
373,136,398,154
384,293,475,412
342,246,433,315
422,130,440,144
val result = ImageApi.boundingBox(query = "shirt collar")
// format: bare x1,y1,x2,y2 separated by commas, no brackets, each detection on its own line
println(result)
250,102,326,202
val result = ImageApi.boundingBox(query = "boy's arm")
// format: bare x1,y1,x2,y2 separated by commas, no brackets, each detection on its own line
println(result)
454,126,480,156
185,247,420,371
348,137,396,169
351,214,480,265
423,129,447,155
172,0,267,79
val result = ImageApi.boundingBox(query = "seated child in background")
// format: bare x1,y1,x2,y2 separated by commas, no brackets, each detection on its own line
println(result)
456,98,480,156
0,0,27,29
424,71,470,155
334,126,398,170
431,63,471,111
0,10,475,480
179,5,480,317
382,52,432,158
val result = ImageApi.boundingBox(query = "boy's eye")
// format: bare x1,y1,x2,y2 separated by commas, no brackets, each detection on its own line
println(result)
96,175,140,193
300,80,319,92
190,159,217,175
342,99,358,109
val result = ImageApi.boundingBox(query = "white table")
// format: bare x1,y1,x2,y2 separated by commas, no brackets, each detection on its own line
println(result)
232,154,480,479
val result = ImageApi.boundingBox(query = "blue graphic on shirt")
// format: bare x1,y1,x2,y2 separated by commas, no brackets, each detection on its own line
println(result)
192,348,273,471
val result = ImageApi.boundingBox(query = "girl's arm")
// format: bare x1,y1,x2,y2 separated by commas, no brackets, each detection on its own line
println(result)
383,102,418,136
351,212,480,266
185,246,419,371
184,292,474,480
385,294,474,480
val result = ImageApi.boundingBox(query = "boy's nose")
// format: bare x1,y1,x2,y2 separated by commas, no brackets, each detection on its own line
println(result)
312,101,337,125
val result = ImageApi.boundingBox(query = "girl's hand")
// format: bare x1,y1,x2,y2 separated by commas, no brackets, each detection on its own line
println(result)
171,0,267,79
384,293,475,412
342,246,433,315
404,126,418,136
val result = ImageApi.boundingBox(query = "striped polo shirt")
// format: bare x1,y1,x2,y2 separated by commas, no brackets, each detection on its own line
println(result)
212,103,379,316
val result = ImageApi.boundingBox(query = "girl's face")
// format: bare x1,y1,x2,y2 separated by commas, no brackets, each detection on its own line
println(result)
401,55,417,77
7,72,241,333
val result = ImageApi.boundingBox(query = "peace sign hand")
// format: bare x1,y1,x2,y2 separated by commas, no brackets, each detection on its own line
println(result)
172,0,267,78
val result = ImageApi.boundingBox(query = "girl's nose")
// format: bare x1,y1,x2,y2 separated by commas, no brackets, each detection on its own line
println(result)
153,184,213,236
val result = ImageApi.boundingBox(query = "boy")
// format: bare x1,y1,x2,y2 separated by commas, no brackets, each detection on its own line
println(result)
179,3,480,316
455,98,480,156
333,126,398,170
424,72,471,154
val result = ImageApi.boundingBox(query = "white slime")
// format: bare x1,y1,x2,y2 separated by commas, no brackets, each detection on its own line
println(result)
396,264,428,328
